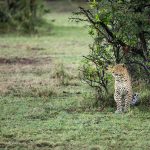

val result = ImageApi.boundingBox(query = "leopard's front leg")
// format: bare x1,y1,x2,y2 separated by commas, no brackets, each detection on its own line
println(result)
114,91,123,113
124,92,132,113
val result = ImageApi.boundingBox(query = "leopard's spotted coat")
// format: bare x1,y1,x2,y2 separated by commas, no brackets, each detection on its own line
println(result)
108,64,133,113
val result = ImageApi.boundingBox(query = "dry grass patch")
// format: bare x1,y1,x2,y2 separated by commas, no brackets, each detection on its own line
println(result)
0,56,51,65
0,56,57,97
0,44,45,51
1,77,59,97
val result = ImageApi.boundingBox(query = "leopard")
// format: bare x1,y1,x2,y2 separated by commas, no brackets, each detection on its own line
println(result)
108,64,133,113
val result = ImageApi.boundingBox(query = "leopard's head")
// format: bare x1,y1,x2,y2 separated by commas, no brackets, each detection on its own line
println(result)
107,64,128,78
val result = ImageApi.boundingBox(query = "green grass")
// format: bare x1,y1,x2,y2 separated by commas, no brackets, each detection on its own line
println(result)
1,97,150,150
0,1,150,150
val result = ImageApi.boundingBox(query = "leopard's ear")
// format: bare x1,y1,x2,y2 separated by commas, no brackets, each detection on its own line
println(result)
106,65,113,72
122,64,126,68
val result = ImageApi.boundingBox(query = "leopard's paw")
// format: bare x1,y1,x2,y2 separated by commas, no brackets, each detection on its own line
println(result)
115,110,123,114
123,109,129,113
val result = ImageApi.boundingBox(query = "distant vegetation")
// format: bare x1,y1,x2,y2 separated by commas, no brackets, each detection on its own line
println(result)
0,0,45,33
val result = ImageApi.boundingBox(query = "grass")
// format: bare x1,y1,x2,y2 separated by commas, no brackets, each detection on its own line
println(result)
0,1,150,150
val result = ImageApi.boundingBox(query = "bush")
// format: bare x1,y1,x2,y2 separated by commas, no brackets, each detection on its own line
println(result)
0,0,45,33
73,0,150,107
52,63,74,86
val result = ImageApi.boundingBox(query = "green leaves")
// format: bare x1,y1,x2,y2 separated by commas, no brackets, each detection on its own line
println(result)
89,0,99,8
79,0,150,103
0,0,44,33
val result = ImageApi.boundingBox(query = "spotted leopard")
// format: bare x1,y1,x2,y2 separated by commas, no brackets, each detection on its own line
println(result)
108,64,133,113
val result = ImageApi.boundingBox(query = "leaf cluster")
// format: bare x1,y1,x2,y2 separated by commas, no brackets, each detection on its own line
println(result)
73,0,150,104
0,0,44,33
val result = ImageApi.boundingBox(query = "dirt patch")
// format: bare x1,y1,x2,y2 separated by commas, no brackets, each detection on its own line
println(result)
28,47,45,51
0,44,45,51
36,141,64,149
0,57,51,65
3,134,14,139
0,142,7,148
36,142,53,148
0,57,38,65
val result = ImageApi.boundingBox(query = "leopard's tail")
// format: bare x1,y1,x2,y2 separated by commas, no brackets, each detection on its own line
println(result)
130,93,140,106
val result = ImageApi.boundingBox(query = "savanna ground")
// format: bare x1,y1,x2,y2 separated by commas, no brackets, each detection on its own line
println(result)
0,1,150,150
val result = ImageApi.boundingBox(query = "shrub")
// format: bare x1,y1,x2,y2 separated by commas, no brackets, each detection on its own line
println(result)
72,0,150,107
0,0,45,33
52,63,73,86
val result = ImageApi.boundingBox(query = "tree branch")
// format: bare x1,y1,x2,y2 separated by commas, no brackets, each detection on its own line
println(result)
79,7,146,60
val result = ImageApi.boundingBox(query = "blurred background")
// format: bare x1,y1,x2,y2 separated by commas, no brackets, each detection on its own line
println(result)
0,1,150,150
0,0,88,33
